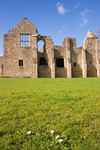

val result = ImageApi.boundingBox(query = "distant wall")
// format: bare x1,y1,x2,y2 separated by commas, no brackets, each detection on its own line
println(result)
84,38,97,77
0,56,3,75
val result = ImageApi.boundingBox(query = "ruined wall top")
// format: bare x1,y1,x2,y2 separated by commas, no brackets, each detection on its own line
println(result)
86,30,97,38
5,18,38,36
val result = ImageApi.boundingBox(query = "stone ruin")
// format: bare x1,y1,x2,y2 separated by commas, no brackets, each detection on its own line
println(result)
0,18,100,78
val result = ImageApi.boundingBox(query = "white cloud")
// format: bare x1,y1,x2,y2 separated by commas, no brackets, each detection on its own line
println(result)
57,2,70,15
74,2,81,9
74,4,78,9
57,2,60,6
59,26,66,34
59,29,63,34
80,9,92,26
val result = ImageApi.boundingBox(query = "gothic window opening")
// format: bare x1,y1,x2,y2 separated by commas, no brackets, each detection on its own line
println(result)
20,34,30,47
56,58,64,67
19,60,23,66
39,57,47,65
38,40,45,52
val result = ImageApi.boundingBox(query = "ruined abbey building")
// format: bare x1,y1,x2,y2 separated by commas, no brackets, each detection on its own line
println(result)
0,18,100,78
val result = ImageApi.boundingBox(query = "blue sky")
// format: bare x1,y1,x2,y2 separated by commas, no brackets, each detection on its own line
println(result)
0,0,100,55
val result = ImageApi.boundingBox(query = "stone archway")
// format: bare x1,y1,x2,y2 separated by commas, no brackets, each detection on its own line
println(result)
39,57,48,65
37,36,49,78
37,35,55,78
38,40,45,53
37,36,46,53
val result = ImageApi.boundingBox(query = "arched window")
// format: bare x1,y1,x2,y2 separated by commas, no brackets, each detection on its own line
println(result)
39,57,47,65
38,40,45,52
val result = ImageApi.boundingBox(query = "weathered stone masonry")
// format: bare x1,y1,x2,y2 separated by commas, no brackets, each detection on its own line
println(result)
0,18,100,78
0,56,3,75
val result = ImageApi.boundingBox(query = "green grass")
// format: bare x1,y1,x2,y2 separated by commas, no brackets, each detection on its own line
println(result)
0,78,100,150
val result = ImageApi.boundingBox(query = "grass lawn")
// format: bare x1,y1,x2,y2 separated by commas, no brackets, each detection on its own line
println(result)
0,77,100,150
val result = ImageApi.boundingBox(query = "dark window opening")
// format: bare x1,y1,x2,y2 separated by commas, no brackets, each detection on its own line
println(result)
56,58,64,67
74,63,76,66
86,50,88,61
19,60,23,66
20,34,30,47
39,57,47,65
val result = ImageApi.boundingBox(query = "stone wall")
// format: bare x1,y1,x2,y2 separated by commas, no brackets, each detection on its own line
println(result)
83,37,98,77
70,38,82,77
97,39,100,77
38,51,50,78
71,44,83,77
3,18,38,78
0,56,3,75
37,36,54,78
54,46,67,78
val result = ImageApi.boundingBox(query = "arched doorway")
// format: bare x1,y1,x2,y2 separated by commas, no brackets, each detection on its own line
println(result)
39,57,48,65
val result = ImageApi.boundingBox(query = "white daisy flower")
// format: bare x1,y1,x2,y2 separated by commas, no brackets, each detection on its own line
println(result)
58,139,63,143
50,130,54,134
56,135,60,139
27,131,31,135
